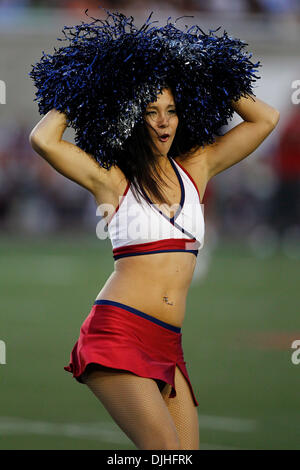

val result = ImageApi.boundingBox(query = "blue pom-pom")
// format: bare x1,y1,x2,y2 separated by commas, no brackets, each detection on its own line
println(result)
29,7,261,169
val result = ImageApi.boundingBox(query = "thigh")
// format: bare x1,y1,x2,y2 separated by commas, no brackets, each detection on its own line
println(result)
82,366,181,450
161,365,200,450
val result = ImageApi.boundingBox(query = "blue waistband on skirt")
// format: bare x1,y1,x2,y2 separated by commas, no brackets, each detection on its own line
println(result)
93,299,181,334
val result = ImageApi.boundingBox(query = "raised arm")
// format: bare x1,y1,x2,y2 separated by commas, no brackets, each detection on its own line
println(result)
202,94,280,180
29,109,108,194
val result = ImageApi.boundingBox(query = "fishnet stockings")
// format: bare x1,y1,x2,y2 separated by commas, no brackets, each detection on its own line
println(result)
161,365,200,450
82,364,199,450
82,365,180,450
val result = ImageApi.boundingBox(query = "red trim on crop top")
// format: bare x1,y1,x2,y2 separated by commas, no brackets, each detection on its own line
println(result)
113,238,200,259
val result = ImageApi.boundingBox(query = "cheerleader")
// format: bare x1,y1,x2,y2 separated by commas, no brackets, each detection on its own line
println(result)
29,9,279,449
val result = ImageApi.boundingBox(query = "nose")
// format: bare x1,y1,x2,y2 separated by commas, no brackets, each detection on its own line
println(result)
157,113,169,126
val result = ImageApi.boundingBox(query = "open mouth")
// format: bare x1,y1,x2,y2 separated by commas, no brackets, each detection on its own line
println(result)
158,134,170,142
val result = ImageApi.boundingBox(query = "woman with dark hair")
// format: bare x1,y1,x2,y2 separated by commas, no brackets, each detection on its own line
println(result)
29,10,279,450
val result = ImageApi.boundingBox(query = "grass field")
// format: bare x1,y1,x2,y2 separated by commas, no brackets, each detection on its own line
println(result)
0,234,299,450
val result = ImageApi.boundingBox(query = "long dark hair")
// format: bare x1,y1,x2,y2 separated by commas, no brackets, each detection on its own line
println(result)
116,88,198,207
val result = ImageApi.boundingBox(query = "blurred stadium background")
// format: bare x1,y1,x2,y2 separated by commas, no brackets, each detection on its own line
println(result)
0,0,300,450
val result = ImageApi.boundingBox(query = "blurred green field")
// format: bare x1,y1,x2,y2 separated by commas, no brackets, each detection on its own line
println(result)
0,234,299,450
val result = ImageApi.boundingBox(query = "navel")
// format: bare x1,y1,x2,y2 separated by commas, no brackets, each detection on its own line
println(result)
162,296,174,306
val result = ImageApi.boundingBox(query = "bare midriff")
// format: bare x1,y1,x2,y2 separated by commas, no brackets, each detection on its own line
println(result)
95,250,197,328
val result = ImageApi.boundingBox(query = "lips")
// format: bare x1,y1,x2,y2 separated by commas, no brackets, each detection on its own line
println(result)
158,134,170,142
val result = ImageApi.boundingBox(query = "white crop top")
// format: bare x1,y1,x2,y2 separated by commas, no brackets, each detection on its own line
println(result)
106,156,205,260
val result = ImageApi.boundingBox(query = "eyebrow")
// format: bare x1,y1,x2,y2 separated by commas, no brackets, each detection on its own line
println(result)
147,104,176,109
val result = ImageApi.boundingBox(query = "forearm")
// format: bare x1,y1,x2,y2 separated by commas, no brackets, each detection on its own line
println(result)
231,93,280,126
29,108,68,146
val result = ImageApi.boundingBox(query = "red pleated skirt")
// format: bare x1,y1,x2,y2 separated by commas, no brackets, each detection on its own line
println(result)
64,299,199,407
